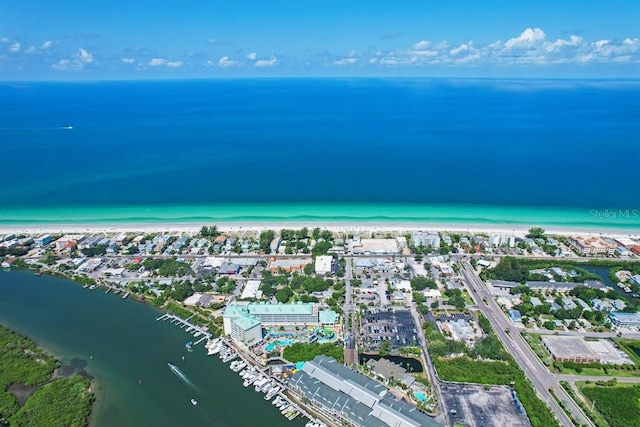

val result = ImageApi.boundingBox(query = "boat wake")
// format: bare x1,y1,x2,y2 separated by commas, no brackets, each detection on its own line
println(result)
168,362,197,389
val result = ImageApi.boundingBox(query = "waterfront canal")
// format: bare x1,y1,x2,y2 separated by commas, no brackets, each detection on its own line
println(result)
0,270,306,427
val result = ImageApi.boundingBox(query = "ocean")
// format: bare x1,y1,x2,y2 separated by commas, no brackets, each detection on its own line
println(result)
0,78,639,229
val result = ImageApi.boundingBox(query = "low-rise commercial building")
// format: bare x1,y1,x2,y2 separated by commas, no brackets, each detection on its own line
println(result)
268,257,312,273
609,312,640,328
541,336,600,363
315,255,334,275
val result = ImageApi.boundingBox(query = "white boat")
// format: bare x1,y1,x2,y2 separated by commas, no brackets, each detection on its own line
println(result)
265,386,280,400
191,398,197,406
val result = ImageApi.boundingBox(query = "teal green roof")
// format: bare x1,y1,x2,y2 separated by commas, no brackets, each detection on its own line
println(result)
232,315,261,331
223,304,248,319
319,309,339,324
247,302,315,316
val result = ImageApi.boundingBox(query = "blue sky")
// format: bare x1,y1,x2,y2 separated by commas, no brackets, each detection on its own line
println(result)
1,0,639,79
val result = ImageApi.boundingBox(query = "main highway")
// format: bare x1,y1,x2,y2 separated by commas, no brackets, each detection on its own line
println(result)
459,261,593,427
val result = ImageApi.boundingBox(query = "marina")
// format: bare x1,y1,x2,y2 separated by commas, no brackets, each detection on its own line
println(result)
205,336,328,426
156,313,211,346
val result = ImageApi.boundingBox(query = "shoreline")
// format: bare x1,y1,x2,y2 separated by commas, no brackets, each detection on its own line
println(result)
0,203,637,236
0,221,638,238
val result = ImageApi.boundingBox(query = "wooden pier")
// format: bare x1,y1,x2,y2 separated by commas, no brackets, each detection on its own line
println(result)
156,313,211,344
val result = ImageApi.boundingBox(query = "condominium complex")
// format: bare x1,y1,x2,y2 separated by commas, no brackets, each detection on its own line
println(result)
569,235,616,255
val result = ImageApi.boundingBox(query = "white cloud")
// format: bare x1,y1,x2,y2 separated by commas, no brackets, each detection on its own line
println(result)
0,37,9,43
51,48,96,71
246,52,257,60
121,57,135,64
504,28,546,49
51,59,71,70
148,58,167,66
450,43,472,56
544,35,583,53
9,42,20,52
379,57,401,65
41,40,53,49
207,38,217,44
167,61,183,67
77,48,93,63
254,55,279,67
374,27,640,68
412,40,430,50
218,56,240,67
333,57,358,65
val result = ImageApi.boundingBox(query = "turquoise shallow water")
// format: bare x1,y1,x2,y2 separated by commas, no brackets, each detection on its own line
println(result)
0,203,637,230
0,270,306,427
1,79,639,227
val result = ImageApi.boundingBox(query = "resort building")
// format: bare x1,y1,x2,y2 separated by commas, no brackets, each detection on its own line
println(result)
223,305,263,346
569,235,616,255
223,303,339,344
289,355,442,427
411,231,440,249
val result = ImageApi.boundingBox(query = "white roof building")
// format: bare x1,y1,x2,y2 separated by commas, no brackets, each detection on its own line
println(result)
315,255,334,275
240,280,262,299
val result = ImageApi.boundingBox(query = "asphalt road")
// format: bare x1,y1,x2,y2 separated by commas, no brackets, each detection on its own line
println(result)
459,261,592,427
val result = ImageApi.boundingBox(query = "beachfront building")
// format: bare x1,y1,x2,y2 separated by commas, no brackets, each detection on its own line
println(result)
55,234,85,251
34,234,52,247
569,235,616,255
289,355,441,427
488,234,516,247
411,231,440,249
351,238,399,255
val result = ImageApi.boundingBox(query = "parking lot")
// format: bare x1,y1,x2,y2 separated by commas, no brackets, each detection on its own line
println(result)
361,309,418,351
441,384,530,427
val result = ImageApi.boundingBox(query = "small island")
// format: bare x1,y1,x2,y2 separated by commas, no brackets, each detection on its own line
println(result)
0,326,94,426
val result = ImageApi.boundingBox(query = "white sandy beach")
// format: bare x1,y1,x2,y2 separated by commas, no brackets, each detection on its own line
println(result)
0,221,637,239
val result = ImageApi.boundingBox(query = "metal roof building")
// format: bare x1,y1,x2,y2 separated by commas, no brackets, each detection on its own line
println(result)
289,355,442,427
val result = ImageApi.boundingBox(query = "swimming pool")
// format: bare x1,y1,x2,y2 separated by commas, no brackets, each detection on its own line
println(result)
265,339,296,352
414,391,427,402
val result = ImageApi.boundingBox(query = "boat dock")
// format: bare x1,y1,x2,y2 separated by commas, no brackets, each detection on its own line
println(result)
221,337,327,426
156,313,211,344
